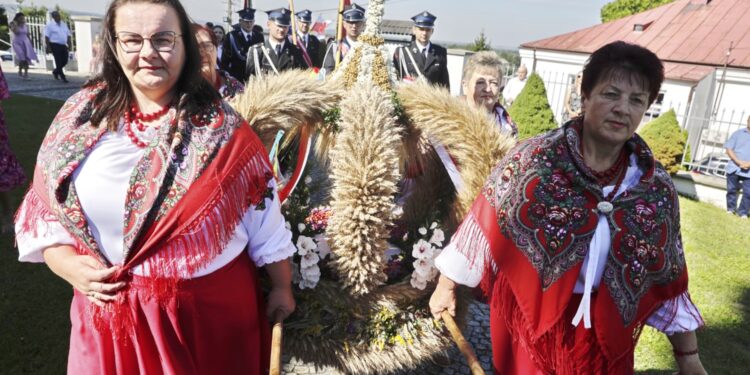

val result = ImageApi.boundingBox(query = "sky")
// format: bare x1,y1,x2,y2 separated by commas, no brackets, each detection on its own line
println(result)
11,0,613,49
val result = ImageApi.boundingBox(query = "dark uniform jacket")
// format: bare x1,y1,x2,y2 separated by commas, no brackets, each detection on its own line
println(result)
220,28,264,82
245,40,307,77
321,38,353,76
295,33,323,68
393,41,450,90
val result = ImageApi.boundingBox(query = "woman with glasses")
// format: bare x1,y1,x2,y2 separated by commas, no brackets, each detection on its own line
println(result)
462,51,517,137
193,23,244,100
14,0,296,373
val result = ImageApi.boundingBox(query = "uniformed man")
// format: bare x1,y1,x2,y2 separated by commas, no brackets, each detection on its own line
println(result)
321,3,365,76
220,7,264,81
245,8,307,78
393,11,450,90
294,9,323,68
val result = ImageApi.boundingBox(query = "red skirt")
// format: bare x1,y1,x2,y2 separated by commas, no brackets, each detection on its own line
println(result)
67,252,271,375
490,293,632,375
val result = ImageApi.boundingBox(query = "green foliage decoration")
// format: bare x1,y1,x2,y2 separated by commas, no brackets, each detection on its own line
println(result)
637,109,687,175
508,72,558,140
600,0,675,23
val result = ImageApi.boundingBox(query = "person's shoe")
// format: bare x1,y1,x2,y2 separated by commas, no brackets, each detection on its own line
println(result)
61,76,69,83
727,210,735,215
741,215,748,219
52,71,59,80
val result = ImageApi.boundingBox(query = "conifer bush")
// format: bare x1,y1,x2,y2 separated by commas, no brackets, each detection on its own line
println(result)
638,109,688,175
508,73,559,140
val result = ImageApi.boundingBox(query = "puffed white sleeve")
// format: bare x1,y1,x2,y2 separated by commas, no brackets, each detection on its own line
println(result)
14,191,76,263
242,179,296,267
645,291,705,335
434,211,490,288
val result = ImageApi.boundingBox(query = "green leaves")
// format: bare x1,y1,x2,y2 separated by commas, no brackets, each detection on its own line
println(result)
637,109,687,175
600,0,676,23
508,73,559,140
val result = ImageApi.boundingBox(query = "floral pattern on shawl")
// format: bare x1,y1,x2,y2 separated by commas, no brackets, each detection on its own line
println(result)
482,119,686,324
30,85,270,268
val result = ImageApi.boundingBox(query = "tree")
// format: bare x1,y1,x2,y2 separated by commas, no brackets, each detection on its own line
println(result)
600,0,675,23
637,109,688,175
508,73,558,140
0,7,8,51
469,30,491,52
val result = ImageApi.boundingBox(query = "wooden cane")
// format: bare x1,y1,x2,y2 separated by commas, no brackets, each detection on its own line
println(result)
441,311,486,375
269,310,284,375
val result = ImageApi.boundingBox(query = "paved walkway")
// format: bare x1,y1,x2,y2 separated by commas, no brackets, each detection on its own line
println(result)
2,61,495,375
3,62,88,101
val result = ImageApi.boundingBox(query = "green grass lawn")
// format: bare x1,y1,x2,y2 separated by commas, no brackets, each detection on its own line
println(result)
0,94,748,374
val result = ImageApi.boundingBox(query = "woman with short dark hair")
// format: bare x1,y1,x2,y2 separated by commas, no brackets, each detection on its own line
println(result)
430,41,707,374
15,0,295,373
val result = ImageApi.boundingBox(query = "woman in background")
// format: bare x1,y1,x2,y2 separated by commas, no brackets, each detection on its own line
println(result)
10,12,38,79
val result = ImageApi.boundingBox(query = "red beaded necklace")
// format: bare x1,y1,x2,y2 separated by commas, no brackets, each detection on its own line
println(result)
124,103,170,148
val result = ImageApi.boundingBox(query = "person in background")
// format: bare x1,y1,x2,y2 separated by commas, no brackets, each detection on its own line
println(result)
502,64,528,107
431,41,707,375
15,0,296,373
245,8,306,78
194,23,244,99
563,71,583,123
724,115,750,218
212,24,226,67
462,51,516,137
0,64,26,233
220,7,264,81
321,3,365,75
393,11,450,90
10,12,38,79
44,10,72,83
294,9,323,68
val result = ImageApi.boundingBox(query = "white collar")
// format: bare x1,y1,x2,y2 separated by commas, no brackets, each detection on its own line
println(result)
269,39,285,52
415,41,431,52
345,36,357,46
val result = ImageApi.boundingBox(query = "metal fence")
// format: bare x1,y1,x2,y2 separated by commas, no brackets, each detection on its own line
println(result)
11,15,76,69
502,65,737,179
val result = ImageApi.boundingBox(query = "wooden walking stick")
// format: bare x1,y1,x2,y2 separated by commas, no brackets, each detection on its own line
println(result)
269,310,284,375
441,311,486,375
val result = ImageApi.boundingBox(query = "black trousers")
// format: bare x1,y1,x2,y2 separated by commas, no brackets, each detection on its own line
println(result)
50,43,68,78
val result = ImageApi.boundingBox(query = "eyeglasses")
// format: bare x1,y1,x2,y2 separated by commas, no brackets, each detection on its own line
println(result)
198,42,216,52
116,31,181,53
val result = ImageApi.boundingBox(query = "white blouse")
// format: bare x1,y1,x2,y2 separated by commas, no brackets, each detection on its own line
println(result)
435,153,704,334
16,123,295,278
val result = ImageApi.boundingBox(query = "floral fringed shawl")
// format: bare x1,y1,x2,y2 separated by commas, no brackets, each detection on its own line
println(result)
456,119,691,373
16,85,273,338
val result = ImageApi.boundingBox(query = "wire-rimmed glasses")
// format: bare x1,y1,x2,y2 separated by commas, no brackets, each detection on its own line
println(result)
115,31,181,53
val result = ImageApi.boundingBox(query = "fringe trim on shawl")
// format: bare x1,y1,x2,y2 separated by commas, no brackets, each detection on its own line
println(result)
89,138,271,340
14,186,58,239
490,273,632,374
452,213,491,271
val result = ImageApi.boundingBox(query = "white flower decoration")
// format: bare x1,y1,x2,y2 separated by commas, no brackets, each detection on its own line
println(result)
296,235,317,256
429,229,445,247
298,223,306,232
411,239,435,260
304,175,313,184
412,257,434,277
418,227,427,236
410,274,427,290
430,222,438,230
301,251,321,268
284,221,292,231
314,234,331,260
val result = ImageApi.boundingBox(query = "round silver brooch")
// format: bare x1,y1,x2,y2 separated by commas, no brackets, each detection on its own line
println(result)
597,201,614,214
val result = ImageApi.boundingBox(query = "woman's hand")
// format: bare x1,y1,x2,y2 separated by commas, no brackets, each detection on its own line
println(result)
429,274,457,319
264,259,296,321
42,245,126,307
266,285,295,321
